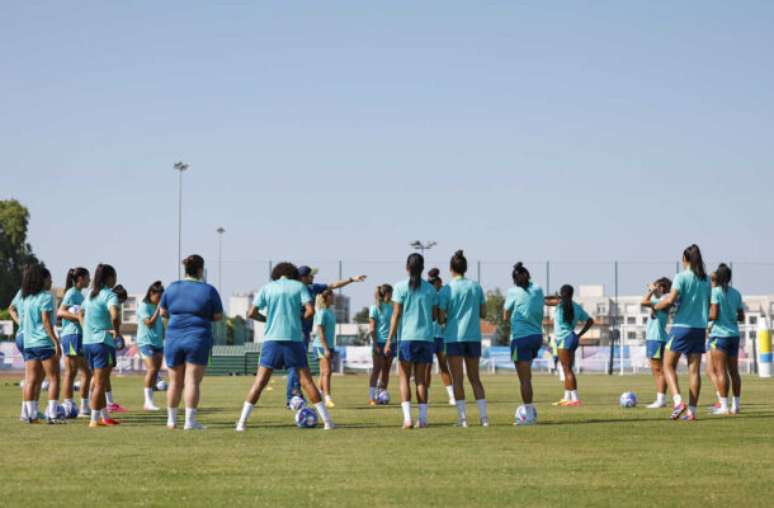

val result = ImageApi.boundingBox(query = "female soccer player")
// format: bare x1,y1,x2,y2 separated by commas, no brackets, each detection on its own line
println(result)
545,285,594,406
427,268,455,406
312,288,337,408
655,244,711,421
385,253,438,429
368,284,393,405
438,250,488,427
57,267,91,418
20,265,61,423
160,255,223,430
236,262,333,431
9,288,31,420
137,281,165,411
705,271,721,408
82,263,122,427
503,262,545,424
708,263,744,415
639,277,672,409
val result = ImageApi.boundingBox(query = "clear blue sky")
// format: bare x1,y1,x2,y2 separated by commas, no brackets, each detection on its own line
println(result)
3,1,773,312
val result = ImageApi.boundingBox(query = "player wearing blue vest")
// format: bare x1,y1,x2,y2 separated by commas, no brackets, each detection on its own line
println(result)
708,263,745,415
545,285,594,407
57,267,91,418
312,289,337,408
138,281,165,411
503,262,545,424
237,262,334,431
639,277,672,409
19,265,62,424
82,264,122,427
427,268,455,406
385,253,438,429
655,244,711,421
368,284,394,405
438,250,488,427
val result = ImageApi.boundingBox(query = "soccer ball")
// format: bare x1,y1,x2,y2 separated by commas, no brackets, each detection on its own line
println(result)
289,396,306,411
295,408,318,428
41,379,50,390
376,390,390,405
155,379,168,391
515,405,537,425
619,392,637,408
114,335,126,350
55,404,67,419
73,380,81,392
65,403,79,419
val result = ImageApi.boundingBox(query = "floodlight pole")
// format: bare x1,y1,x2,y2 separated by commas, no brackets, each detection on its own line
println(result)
173,161,190,279
216,227,225,295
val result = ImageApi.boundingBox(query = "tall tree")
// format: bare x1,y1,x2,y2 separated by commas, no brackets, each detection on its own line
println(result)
0,200,40,308
353,306,370,324
484,288,510,345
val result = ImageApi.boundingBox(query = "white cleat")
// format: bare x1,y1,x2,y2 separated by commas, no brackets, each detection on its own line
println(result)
235,422,246,432
448,399,456,406
712,407,730,416
144,403,160,411
457,418,469,428
184,421,207,431
324,421,335,430
646,401,667,409
78,408,90,418
480,417,490,428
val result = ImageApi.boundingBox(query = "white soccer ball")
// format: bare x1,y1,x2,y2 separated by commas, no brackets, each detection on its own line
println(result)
295,407,318,428
289,395,306,410
619,392,637,408
41,379,50,391
155,379,169,391
18,379,24,389
376,390,390,405
515,405,537,425
73,380,81,392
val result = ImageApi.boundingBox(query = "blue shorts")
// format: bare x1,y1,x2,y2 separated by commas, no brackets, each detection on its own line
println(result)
372,342,394,358
434,337,445,354
445,341,482,358
165,338,210,368
313,346,336,360
646,340,666,360
709,336,740,357
557,333,579,352
139,345,164,359
398,341,434,364
84,343,117,370
23,347,55,362
60,334,83,357
511,335,543,362
666,327,706,355
260,341,308,370
15,334,24,354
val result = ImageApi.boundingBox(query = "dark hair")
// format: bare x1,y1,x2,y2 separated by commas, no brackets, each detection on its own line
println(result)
271,262,300,281
65,267,89,291
560,284,574,324
407,253,425,291
112,284,128,303
427,267,441,287
375,284,393,304
512,262,531,290
90,263,117,298
656,277,672,294
450,250,467,275
183,254,205,278
144,280,165,303
716,263,732,293
682,244,707,280
21,264,46,297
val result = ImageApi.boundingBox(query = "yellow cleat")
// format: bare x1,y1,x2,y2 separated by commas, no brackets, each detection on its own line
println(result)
552,399,568,406
325,400,336,409
368,400,377,406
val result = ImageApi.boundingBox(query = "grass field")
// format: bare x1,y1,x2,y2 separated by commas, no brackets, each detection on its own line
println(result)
1,372,773,507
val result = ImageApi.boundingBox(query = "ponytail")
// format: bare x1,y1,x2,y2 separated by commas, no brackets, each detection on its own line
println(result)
375,284,393,305
427,267,441,287
407,253,424,291
716,263,732,293
512,262,531,290
683,244,707,280
65,267,89,291
560,284,574,324
91,263,117,299
450,250,467,275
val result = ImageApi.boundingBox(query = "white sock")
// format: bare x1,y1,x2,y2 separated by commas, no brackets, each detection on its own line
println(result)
719,397,728,410
98,409,106,420
47,399,57,417
105,391,114,405
564,390,571,400
673,394,683,406
656,393,665,404
90,409,99,423
313,401,332,424
23,401,33,419
732,396,740,409
32,400,39,416
688,405,697,416
324,394,333,403
559,369,565,381
455,400,466,420
476,399,488,419
716,391,721,402
418,403,428,421
369,387,376,400
144,388,154,404
20,400,27,419
167,407,178,426
445,385,455,400
570,390,579,402
401,401,412,422
239,402,254,424
185,408,197,426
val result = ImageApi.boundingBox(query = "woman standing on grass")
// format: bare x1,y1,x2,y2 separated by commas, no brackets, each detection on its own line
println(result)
639,277,672,409
312,288,337,408
427,268,456,406
57,267,91,418
708,263,745,415
137,281,165,411
368,284,394,405
82,263,122,427
438,250,488,427
385,253,438,429
503,262,544,425
20,265,62,424
236,262,333,432
160,255,223,430
655,244,711,421
545,285,594,407
9,286,31,420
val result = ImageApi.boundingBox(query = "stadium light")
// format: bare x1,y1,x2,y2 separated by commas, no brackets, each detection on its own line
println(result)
216,227,225,295
173,161,190,279
410,241,437,256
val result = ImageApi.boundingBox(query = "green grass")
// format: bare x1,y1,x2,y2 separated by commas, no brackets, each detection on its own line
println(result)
1,372,773,507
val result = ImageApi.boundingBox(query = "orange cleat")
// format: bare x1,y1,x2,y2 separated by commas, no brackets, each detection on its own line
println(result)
101,417,121,426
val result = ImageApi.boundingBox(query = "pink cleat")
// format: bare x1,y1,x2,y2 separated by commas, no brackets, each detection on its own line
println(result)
671,402,687,420
107,403,128,413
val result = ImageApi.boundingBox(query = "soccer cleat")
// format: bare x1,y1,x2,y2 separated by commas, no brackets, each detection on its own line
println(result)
78,408,90,418
681,412,697,421
480,417,490,428
448,399,456,406
143,403,160,411
730,406,740,415
402,420,413,430
46,416,66,425
323,421,335,430
107,403,128,413
368,400,377,406
235,422,246,432
88,420,106,428
670,402,687,420
562,400,582,407
457,418,469,428
414,419,427,429
166,423,177,430
184,421,206,431
25,417,41,425
325,399,335,409
552,399,568,406
711,407,730,416
101,417,121,426
646,401,667,409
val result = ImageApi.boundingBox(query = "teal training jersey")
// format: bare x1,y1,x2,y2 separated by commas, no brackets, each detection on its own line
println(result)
710,286,743,337
439,277,485,343
645,295,669,342
137,301,165,347
82,288,120,347
369,303,393,343
60,287,84,337
11,290,24,338
253,278,312,342
391,279,438,342
312,308,336,348
504,283,545,340
22,291,56,349
553,301,590,341
672,269,710,328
